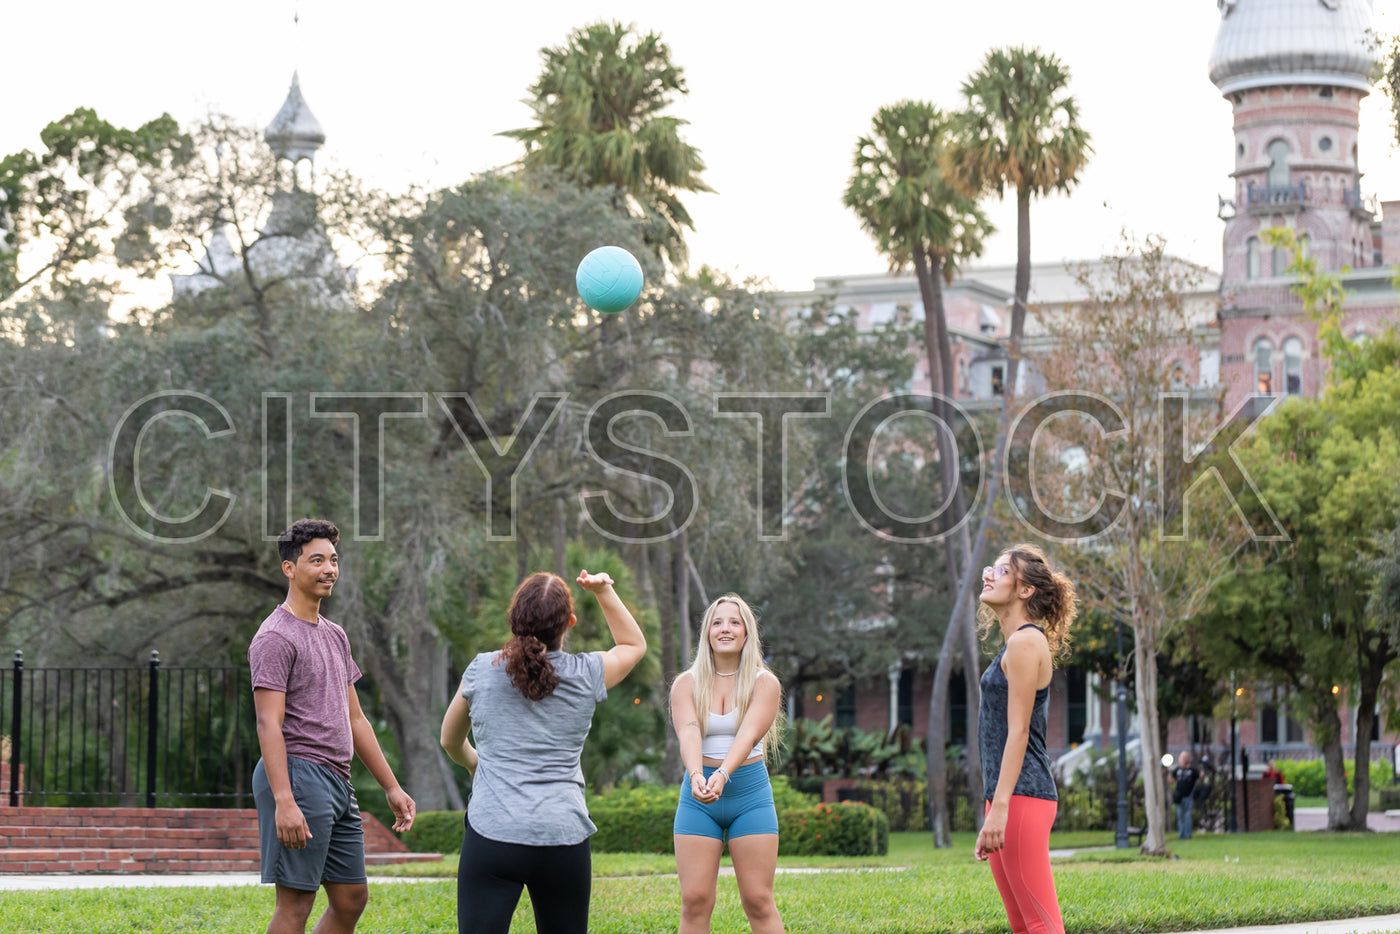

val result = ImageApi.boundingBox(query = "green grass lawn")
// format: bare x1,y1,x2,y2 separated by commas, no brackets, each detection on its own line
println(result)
6,831,1400,933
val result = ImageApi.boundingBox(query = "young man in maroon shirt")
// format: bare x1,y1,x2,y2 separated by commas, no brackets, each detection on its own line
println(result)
250,518,415,934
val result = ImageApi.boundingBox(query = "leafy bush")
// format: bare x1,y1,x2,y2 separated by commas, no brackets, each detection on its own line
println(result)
823,778,927,832
1053,751,1145,832
399,810,465,854
779,802,888,856
1378,788,1400,811
590,803,675,853
1275,758,1393,797
780,716,925,780
588,786,886,855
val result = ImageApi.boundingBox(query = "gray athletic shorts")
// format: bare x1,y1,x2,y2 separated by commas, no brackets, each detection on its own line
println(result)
253,756,366,889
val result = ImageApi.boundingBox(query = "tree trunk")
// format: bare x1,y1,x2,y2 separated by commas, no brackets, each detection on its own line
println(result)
961,593,985,822
1008,192,1032,394
1351,647,1394,830
552,496,568,580
1316,703,1350,831
674,532,692,669
925,634,954,847
365,617,454,812
1133,616,1169,855
651,542,682,782
913,247,979,846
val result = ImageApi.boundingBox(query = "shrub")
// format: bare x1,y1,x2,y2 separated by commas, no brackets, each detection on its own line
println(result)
1275,758,1393,798
779,802,888,856
589,791,887,855
1052,751,1145,832
589,803,675,853
820,778,927,832
1273,792,1291,830
399,810,465,854
1378,788,1400,811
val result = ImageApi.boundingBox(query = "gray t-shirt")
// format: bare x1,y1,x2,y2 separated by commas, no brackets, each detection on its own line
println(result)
461,649,607,846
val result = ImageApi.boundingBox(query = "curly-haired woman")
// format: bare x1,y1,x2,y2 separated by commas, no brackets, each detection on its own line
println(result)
440,570,645,934
975,544,1078,934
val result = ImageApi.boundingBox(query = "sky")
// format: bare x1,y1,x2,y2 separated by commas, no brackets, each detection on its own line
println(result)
7,0,1400,293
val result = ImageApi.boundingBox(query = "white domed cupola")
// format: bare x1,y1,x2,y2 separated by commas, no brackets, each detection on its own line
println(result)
265,72,326,189
1209,0,1377,95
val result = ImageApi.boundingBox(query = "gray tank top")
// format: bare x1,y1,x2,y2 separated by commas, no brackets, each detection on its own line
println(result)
978,624,1057,801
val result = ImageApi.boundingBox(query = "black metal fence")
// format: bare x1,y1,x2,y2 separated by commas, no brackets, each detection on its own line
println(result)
2,651,255,808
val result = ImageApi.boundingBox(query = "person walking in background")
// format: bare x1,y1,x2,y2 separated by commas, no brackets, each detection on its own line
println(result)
1170,751,1201,840
670,594,786,934
439,570,646,934
250,518,416,934
975,544,1077,934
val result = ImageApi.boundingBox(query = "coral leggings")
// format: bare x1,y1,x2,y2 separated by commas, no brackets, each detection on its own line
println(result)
985,796,1064,934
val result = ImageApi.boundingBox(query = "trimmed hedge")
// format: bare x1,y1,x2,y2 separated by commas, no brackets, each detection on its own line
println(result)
778,802,888,856
590,800,888,855
1276,758,1393,798
400,809,465,854
401,779,885,857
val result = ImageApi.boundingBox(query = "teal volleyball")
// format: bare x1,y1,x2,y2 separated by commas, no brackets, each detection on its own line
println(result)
576,246,643,314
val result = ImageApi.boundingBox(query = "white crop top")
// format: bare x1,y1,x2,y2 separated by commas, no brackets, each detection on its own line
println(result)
701,708,765,760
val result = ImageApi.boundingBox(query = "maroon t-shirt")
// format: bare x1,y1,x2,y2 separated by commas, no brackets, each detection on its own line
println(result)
249,605,363,780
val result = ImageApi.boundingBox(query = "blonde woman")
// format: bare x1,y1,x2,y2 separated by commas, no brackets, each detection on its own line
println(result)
670,594,785,934
975,544,1077,934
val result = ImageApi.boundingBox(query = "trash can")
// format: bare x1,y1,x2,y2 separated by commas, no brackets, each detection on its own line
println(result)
1273,783,1295,830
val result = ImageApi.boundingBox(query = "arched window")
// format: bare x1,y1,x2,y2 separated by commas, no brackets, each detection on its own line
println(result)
1283,337,1303,394
1272,243,1288,276
1299,233,1311,259
1267,140,1291,187
1247,237,1261,278
1254,338,1274,394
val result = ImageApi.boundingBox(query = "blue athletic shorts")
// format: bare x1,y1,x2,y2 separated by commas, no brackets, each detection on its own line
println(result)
673,760,779,840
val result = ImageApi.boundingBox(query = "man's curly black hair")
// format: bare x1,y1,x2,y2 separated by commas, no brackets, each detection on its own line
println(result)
277,518,340,564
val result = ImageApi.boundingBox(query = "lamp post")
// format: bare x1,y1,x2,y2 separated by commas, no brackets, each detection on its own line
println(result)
1115,616,1130,849
1228,675,1239,833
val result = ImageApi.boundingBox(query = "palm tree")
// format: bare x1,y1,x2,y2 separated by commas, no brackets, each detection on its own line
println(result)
844,100,994,847
948,45,1092,395
844,100,992,408
934,46,1090,847
500,21,713,267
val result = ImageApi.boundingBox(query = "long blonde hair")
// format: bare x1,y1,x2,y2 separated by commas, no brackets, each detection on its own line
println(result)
685,594,785,764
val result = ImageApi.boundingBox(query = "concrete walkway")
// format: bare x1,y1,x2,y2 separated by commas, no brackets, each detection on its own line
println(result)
1177,916,1400,934
0,873,439,891
1293,807,1400,832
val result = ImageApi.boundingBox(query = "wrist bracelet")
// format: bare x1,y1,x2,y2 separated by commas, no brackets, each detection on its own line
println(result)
688,769,702,779
716,767,730,782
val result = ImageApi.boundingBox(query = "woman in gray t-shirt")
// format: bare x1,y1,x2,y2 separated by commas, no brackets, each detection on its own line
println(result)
440,570,645,934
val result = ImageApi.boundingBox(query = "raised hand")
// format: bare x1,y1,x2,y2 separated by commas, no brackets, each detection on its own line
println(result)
576,569,615,592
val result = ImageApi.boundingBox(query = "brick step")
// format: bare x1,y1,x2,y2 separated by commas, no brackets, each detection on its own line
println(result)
0,808,432,872
0,807,262,830
0,847,263,874
0,824,260,848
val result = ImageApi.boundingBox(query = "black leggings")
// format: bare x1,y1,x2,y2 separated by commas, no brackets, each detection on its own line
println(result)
458,813,592,934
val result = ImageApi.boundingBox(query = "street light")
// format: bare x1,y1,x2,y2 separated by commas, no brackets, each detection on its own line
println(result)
1228,675,1239,833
